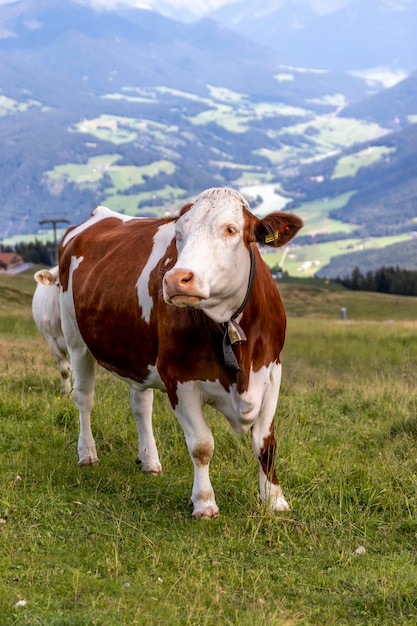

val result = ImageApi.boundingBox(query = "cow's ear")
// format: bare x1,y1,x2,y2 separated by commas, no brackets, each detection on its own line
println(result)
253,212,303,248
34,269,58,286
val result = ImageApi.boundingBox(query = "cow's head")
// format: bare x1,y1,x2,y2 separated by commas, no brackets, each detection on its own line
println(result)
163,187,302,323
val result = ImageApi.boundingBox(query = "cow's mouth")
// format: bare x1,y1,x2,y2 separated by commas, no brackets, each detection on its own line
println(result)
169,294,203,306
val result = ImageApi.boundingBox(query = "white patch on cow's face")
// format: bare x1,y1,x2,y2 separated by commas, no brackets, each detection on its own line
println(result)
136,222,176,323
163,188,252,324
61,206,133,247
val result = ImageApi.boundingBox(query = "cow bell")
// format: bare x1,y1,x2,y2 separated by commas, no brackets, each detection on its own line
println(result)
227,320,247,345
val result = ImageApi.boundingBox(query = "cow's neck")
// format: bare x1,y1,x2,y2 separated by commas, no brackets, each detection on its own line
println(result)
222,244,256,374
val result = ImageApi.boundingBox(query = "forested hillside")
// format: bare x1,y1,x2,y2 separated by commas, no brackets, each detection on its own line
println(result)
340,70,417,128
316,238,417,279
282,123,417,238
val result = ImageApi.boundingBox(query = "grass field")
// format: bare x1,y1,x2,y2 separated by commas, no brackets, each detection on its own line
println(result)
332,146,396,180
1,270,417,624
287,192,359,236
46,156,176,196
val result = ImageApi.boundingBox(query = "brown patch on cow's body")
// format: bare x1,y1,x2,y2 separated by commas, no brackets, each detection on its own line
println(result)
60,217,173,383
234,246,286,394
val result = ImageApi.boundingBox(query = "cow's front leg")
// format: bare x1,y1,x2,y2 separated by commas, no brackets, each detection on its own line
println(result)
173,382,219,519
130,387,162,476
251,363,289,512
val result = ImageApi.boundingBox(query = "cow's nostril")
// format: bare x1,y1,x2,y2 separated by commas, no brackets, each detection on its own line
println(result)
181,272,193,284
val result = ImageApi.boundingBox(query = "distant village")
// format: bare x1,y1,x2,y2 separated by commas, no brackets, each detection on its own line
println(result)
0,252,32,274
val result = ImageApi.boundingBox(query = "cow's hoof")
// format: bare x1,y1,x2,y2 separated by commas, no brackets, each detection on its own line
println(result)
270,496,290,512
78,455,99,466
136,457,162,476
191,504,219,519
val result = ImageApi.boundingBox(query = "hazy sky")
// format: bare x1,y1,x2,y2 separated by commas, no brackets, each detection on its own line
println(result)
0,0,354,10
0,0,235,6
0,0,379,15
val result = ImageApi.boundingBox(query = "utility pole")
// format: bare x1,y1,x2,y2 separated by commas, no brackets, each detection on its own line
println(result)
39,215,70,265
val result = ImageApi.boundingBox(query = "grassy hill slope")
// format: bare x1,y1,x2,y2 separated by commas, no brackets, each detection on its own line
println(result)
1,270,417,624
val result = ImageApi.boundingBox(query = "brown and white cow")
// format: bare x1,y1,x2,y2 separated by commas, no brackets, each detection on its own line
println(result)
32,266,72,394
58,187,302,518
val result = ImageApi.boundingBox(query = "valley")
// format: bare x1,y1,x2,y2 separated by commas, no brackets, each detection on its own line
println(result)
0,0,417,278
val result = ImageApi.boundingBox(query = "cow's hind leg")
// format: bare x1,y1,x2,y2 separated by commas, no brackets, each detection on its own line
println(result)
130,388,162,476
70,347,98,465
251,364,289,512
45,336,72,395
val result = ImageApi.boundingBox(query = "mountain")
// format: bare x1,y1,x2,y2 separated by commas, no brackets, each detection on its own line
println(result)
0,0,370,101
75,0,235,23
210,0,417,72
11,0,351,23
340,69,417,128
0,0,375,239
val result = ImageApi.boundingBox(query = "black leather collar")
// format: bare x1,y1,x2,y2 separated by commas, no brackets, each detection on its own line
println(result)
222,244,256,373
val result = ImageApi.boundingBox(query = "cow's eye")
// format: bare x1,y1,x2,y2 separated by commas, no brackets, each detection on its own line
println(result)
224,225,237,236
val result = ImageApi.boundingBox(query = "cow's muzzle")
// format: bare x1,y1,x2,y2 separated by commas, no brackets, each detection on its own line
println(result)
163,269,206,306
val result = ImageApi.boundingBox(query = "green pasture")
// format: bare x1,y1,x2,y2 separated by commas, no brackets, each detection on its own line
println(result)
99,193,145,215
254,115,390,168
75,115,139,144
280,117,387,154
253,147,295,166
233,170,273,185
291,192,358,236
74,114,179,148
257,117,390,169
190,103,252,133
279,280,417,320
189,96,311,134
46,154,121,185
1,270,417,624
45,155,176,200
103,185,186,216
104,161,176,195
332,146,396,179
179,83,311,134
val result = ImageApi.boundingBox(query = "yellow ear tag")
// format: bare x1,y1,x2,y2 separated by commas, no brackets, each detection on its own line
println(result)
265,231,279,244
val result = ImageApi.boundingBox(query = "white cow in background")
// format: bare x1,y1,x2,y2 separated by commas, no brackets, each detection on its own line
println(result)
32,266,72,394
